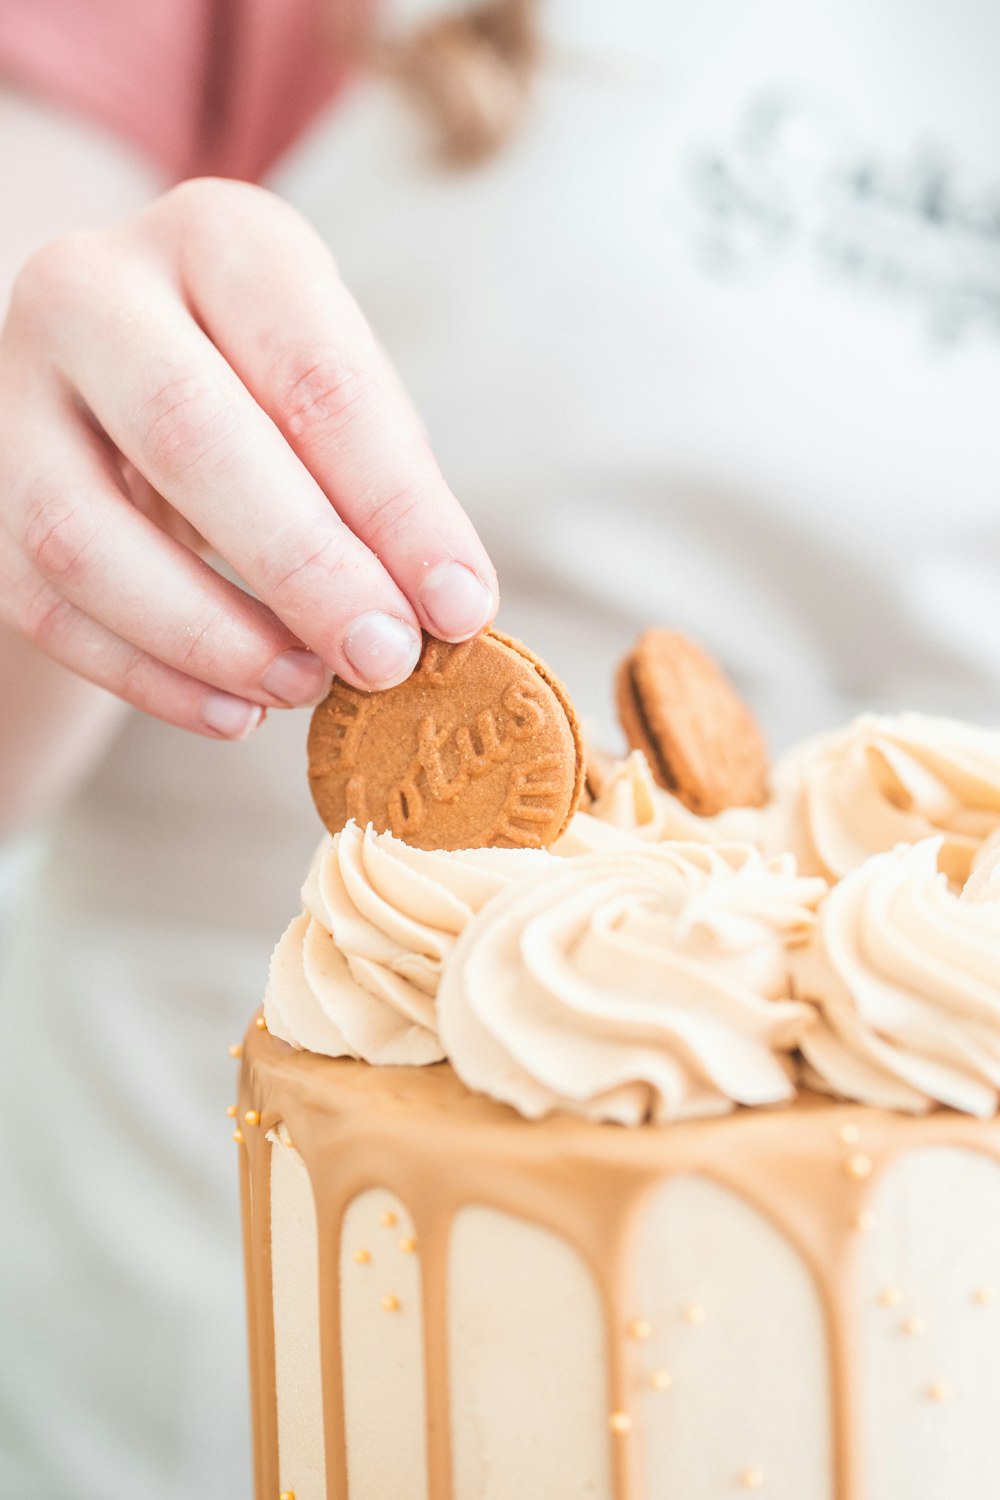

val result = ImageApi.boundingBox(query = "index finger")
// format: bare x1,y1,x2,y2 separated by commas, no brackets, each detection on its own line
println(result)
153,180,499,643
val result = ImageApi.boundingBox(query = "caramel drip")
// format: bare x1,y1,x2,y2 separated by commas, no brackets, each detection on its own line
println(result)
314,1194,348,1498
239,1128,278,1498
238,1021,1000,1500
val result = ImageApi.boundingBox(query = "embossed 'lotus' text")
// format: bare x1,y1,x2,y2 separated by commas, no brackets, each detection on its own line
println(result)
356,683,552,839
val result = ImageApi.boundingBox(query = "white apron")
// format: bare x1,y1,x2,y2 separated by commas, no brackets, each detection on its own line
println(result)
3,1,1000,1494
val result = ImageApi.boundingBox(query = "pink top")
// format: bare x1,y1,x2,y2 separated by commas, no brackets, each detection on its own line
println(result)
0,0,348,183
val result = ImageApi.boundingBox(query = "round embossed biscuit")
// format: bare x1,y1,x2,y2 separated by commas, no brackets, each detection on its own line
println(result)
616,630,769,815
308,631,584,850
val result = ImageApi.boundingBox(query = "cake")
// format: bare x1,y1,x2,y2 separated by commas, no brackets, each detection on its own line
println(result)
235,635,1000,1500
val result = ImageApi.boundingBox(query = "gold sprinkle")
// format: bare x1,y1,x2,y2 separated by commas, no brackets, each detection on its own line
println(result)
901,1316,926,1337
878,1287,904,1309
399,1236,418,1254
226,1104,238,1118
838,1123,862,1145
228,1044,242,1059
683,1303,707,1325
255,1015,267,1030
851,1209,876,1234
232,1129,244,1144
608,1411,632,1435
280,1492,296,1500
244,1110,260,1126
740,1468,765,1490
973,1286,996,1306
928,1381,952,1403
627,1318,652,1342
844,1152,872,1180
379,1211,398,1228
649,1369,673,1392
353,1249,371,1265
381,1294,400,1312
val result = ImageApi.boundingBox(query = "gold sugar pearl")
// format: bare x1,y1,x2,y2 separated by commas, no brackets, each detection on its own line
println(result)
878,1287,904,1309
740,1468,765,1490
649,1369,673,1392
226,1105,238,1119
232,1129,244,1144
353,1249,371,1265
901,1316,926,1337
255,1015,267,1030
838,1123,862,1145
928,1382,952,1403
228,1044,242,1059
381,1294,400,1312
399,1236,418,1254
851,1209,876,1234
973,1286,995,1307
683,1303,707,1325
844,1152,873,1180
608,1411,632,1436
280,1492,296,1500
379,1211,398,1228
627,1318,652,1341
244,1110,260,1127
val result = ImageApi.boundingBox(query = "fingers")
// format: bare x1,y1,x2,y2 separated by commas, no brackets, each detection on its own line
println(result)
32,258,424,691
3,182,498,714
0,529,265,740
2,395,336,708
158,181,499,640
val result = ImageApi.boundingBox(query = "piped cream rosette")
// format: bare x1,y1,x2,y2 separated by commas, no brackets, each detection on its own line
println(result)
555,750,768,855
769,713,1000,884
265,821,554,1064
795,838,1000,1116
438,844,826,1125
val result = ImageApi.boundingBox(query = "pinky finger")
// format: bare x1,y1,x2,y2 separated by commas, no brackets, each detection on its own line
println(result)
0,541,264,741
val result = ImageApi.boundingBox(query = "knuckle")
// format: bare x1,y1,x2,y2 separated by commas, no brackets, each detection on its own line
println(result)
271,343,378,446
256,523,349,612
9,232,100,326
20,484,99,588
159,178,293,253
174,607,227,676
361,485,428,555
19,576,72,652
118,646,156,703
164,176,268,223
135,373,243,482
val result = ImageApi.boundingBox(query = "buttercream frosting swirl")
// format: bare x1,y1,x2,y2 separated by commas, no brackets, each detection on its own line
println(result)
796,838,1000,1116
264,821,554,1064
555,751,768,855
770,713,1000,883
437,844,825,1124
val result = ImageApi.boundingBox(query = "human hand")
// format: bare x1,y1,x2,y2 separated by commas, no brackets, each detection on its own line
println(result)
0,178,497,739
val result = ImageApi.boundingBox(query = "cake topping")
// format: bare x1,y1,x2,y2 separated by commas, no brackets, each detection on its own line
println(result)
615,630,770,814
769,712,1000,883
307,630,584,851
796,837,1000,1116
555,748,768,856
264,820,554,1064
964,831,1000,903
437,844,824,1125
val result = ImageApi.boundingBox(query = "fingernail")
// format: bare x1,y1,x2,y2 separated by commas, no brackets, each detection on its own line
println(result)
260,649,329,705
203,694,264,740
343,612,422,688
419,562,494,640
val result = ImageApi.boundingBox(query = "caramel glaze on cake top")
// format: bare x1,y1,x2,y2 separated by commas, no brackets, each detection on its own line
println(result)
237,1018,1000,1500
